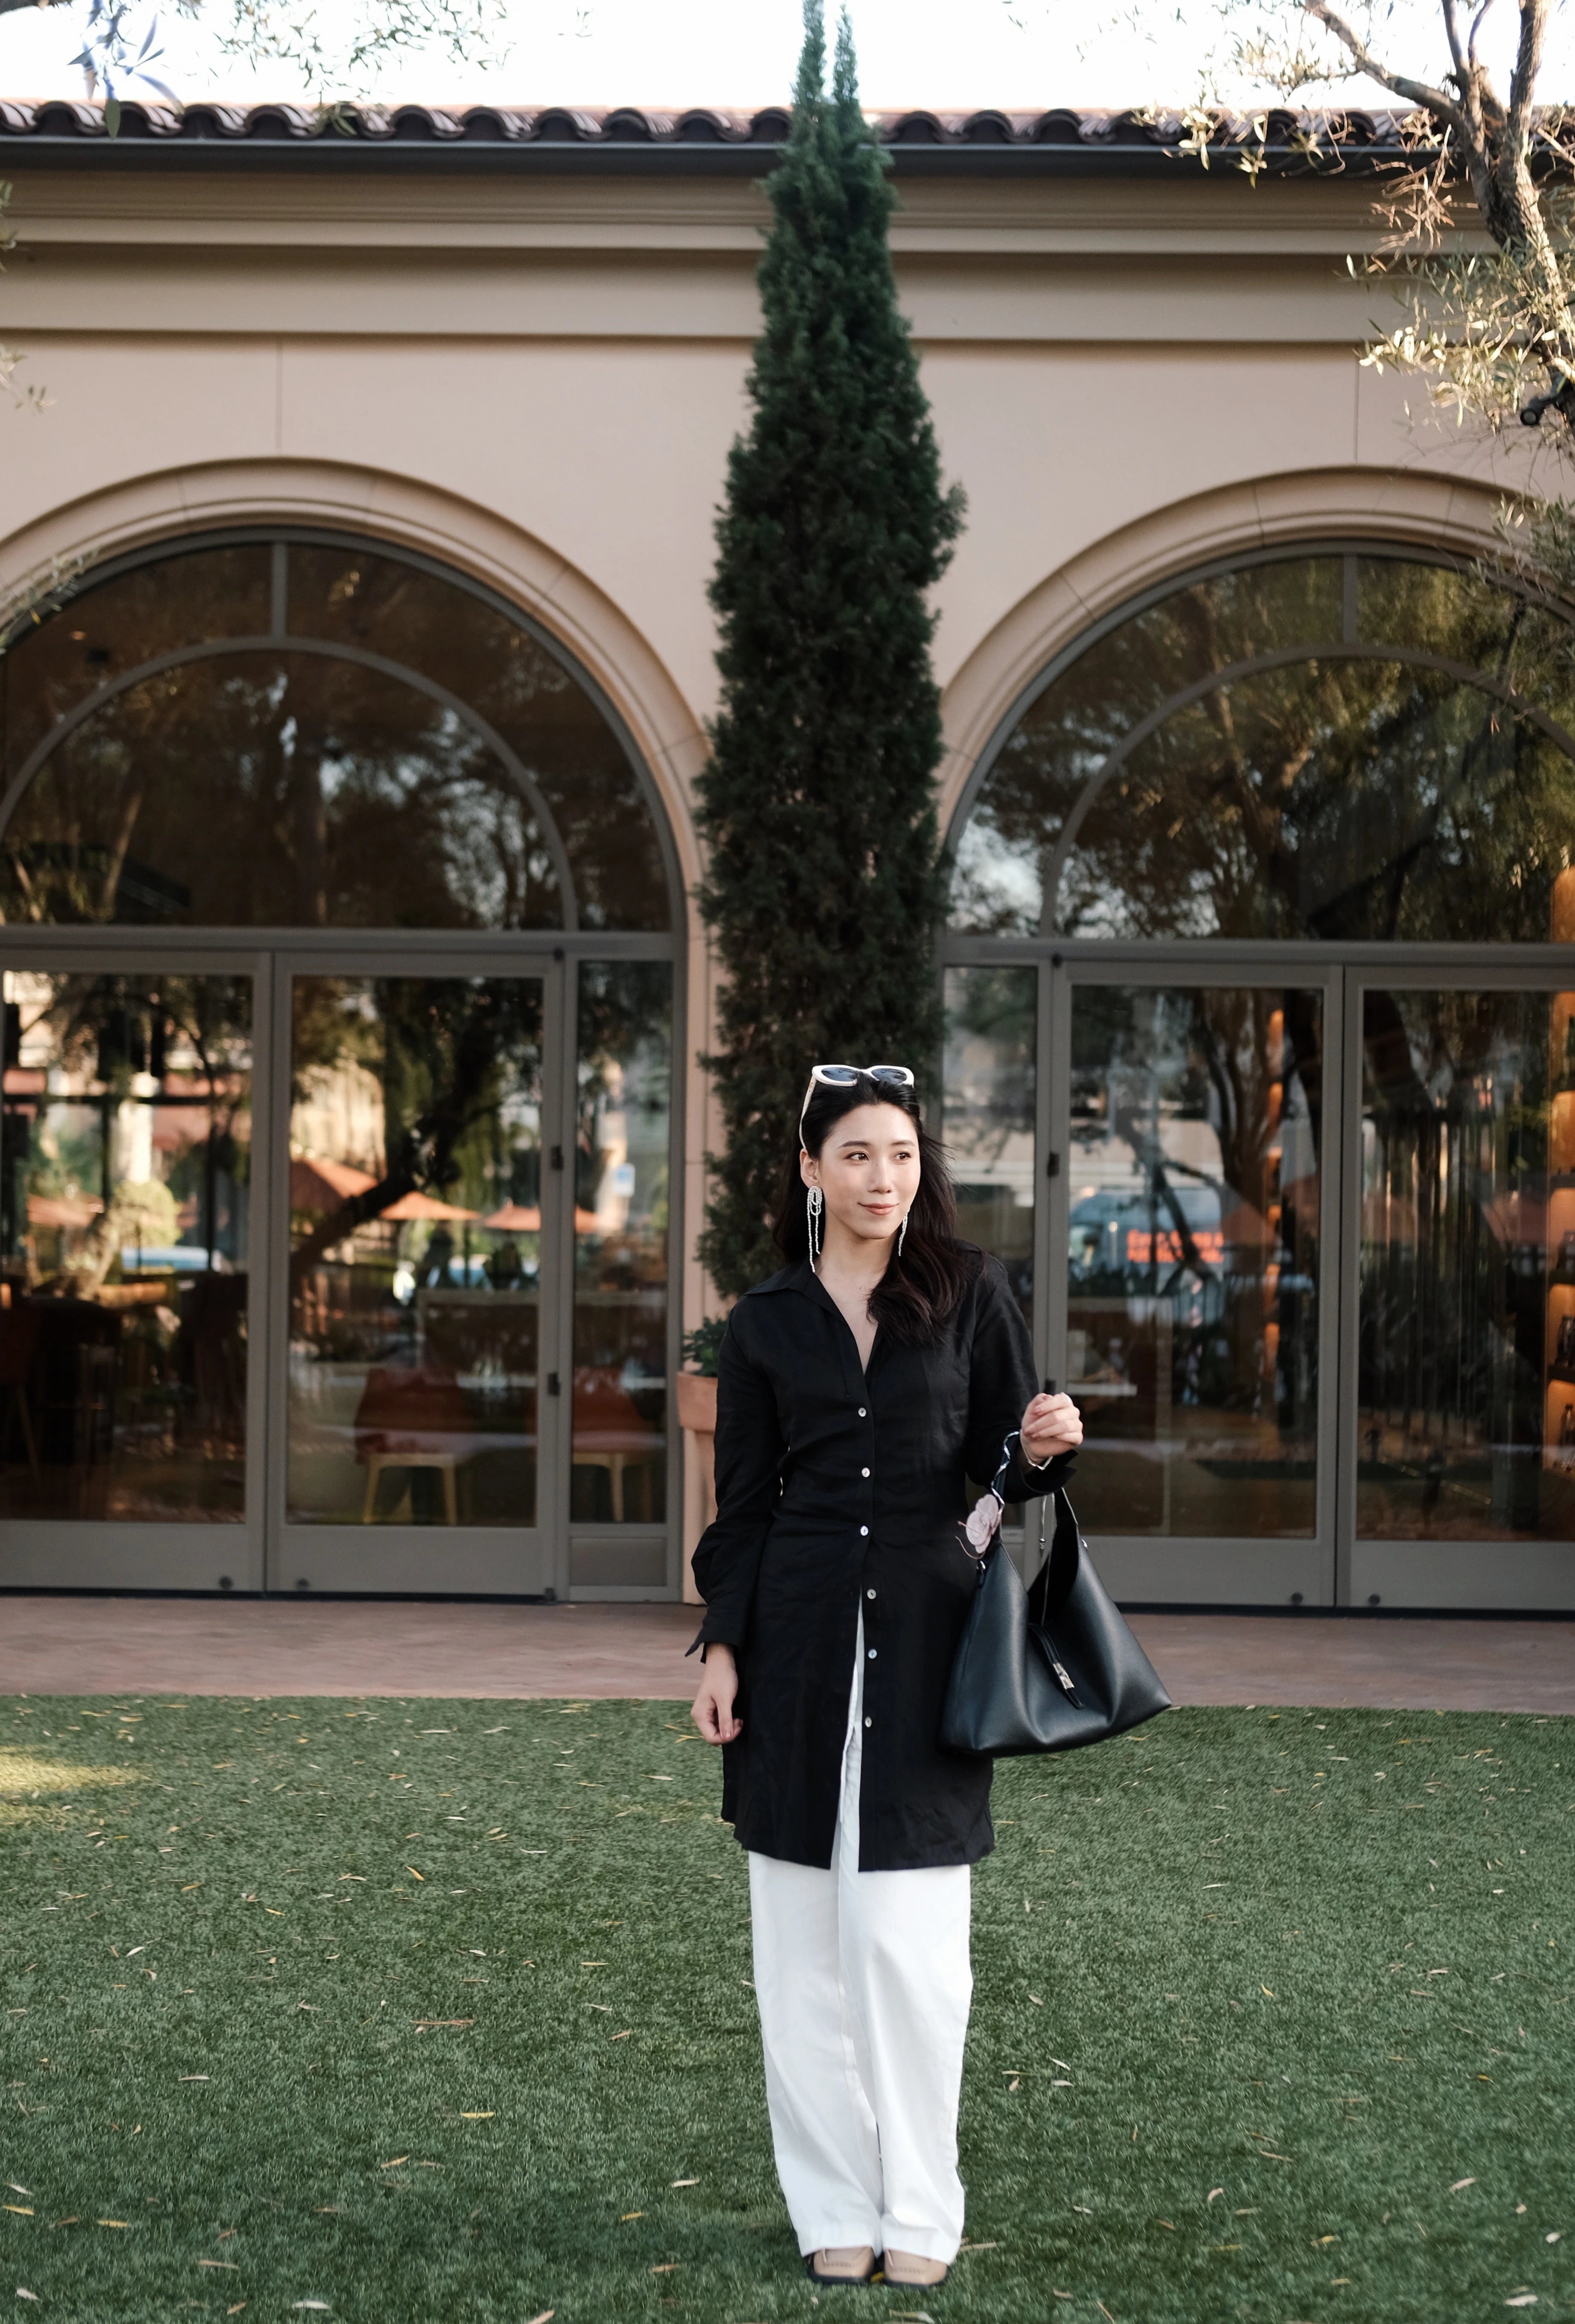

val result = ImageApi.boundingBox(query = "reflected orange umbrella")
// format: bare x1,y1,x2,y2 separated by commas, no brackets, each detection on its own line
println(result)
26,1192,102,1230
380,1191,480,1222
485,1201,603,1233
291,1155,377,1212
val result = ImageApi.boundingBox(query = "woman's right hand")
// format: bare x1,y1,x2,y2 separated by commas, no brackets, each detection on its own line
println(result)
692,1643,741,1745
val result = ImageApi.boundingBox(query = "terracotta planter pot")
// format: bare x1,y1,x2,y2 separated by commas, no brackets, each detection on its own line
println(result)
675,1370,719,1549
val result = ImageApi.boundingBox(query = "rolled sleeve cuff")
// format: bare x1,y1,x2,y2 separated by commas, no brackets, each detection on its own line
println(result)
687,1606,743,1659
1005,1447,1076,1503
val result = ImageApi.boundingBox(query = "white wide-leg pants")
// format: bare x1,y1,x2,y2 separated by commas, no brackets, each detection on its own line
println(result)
748,1613,973,2264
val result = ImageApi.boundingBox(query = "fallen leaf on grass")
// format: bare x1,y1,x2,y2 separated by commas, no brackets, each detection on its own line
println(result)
197,2260,239,2270
1097,2303,1117,2323
651,2263,680,2274
226,2307,246,2316
670,2179,699,2188
620,2213,645,2223
1208,2189,1224,2203
291,2304,330,2312
458,2112,494,2120
1505,2298,1538,2309
1453,2179,1478,2193
412,2020,473,2031
96,2220,127,2228
377,2158,408,2170
178,2075,210,2083
1,2208,32,2219
524,2313,553,2324
610,2030,632,2041
15,2290,38,2302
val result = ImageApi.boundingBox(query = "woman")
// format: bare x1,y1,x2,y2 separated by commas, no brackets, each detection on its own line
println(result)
690,1064,1083,2289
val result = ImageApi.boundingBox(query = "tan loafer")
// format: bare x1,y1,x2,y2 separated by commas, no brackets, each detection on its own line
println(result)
806,2245,879,2284
882,2249,949,2287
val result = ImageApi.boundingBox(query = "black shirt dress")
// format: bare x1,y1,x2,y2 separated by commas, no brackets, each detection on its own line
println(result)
690,1252,1071,1872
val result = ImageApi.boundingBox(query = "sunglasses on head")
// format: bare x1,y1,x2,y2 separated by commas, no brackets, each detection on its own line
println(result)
800,1062,916,1136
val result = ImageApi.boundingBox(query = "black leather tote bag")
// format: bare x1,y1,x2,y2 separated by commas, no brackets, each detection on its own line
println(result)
941,1482,1171,1757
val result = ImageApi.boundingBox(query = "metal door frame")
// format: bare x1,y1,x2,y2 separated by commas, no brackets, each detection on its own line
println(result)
0,933,275,1592
265,943,566,1600
0,923,684,1601
945,934,1575,1608
1339,954,1575,1613
1041,948,1344,1607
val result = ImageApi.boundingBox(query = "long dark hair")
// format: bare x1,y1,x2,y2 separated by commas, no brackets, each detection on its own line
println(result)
772,1073,981,1346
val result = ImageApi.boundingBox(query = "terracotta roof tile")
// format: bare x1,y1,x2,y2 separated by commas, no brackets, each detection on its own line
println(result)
0,96,1447,172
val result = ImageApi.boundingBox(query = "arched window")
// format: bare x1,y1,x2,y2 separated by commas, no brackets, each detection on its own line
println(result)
949,548,1575,943
0,536,674,932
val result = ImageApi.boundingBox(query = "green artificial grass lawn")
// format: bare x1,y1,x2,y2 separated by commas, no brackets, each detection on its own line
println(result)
0,1694,1571,2324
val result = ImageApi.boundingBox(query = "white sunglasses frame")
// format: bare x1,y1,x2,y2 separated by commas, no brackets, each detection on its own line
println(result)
798,1062,916,1139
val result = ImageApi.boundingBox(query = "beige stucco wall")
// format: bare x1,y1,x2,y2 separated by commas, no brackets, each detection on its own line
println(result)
0,159,1528,1578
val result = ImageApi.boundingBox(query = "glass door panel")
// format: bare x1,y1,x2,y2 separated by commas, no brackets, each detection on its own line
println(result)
570,961,671,1588
943,964,1037,1331
0,968,252,1526
282,971,549,1583
1357,986,1575,1547
1064,983,1326,1543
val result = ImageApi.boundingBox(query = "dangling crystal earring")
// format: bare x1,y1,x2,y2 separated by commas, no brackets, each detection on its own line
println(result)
806,1184,824,1273
897,1211,908,1259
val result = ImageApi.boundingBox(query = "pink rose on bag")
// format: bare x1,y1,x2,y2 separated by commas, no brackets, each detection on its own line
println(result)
963,1491,1002,1554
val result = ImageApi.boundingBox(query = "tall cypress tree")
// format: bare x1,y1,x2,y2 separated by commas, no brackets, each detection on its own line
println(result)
696,0,964,1300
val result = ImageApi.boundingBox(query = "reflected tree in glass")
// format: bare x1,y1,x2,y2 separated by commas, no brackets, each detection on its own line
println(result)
287,975,545,1528
1066,985,1322,1539
1358,986,1575,1544
950,552,1575,947
0,969,252,1521
572,961,671,1535
943,965,1035,1328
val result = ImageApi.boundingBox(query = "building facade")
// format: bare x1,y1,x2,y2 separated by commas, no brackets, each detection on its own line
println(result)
1,100,1571,1612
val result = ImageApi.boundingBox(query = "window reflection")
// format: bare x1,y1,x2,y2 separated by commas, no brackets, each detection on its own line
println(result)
1067,986,1322,1539
0,970,251,1520
0,536,673,934
943,965,1035,1329
0,545,273,789
288,548,670,931
572,961,670,1569
287,976,544,1529
951,551,1575,942
1358,985,1575,1543
4,654,563,931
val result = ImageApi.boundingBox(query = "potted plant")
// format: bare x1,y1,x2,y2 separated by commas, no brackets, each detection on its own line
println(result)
676,1317,726,1529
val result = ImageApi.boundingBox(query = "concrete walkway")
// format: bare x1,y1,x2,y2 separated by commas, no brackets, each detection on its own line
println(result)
1,1595,1571,1713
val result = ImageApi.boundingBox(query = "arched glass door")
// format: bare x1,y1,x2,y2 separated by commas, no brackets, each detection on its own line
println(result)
944,546,1575,1610
0,534,681,1599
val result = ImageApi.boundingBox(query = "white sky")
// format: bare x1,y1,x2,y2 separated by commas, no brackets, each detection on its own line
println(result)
0,0,1570,114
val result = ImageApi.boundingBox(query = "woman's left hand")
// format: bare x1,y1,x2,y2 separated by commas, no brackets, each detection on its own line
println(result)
1021,1391,1082,1467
